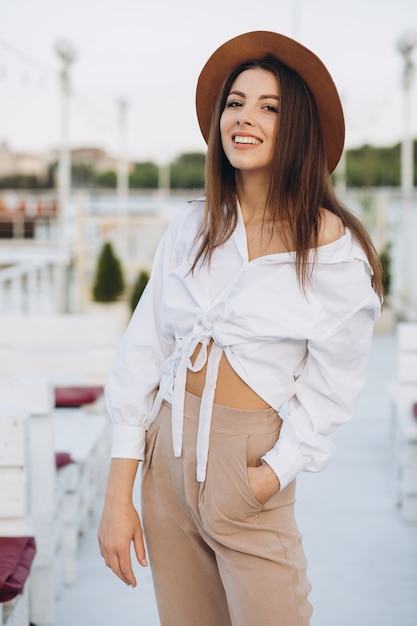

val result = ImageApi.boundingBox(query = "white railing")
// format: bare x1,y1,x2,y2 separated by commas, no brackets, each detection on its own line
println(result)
1,188,416,320
0,255,73,315
344,187,417,322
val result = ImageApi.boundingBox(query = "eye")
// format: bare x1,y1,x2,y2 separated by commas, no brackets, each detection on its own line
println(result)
225,99,242,109
263,103,279,113
226,100,241,108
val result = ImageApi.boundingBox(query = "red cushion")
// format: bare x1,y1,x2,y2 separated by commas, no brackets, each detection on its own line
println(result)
54,386,104,408
55,452,73,469
0,537,36,602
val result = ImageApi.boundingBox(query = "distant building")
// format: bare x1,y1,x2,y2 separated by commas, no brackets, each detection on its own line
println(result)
70,147,119,173
0,144,125,180
0,142,49,179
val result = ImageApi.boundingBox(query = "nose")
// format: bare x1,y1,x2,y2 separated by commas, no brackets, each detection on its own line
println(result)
236,106,253,126
236,115,253,126
237,118,252,126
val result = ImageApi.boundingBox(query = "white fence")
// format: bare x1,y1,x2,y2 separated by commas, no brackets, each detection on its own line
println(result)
1,188,416,321
0,256,72,315
344,187,417,322
0,314,123,624
394,323,417,523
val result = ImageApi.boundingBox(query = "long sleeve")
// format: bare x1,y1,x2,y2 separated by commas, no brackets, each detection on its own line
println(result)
105,219,178,461
262,297,378,490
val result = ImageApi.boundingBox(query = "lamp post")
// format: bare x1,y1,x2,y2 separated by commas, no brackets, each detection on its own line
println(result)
117,99,129,255
55,39,77,242
397,31,416,194
117,99,129,215
397,31,417,319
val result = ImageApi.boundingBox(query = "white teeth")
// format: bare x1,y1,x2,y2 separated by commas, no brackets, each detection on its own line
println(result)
234,135,261,145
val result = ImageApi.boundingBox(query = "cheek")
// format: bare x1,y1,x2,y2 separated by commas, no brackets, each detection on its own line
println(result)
219,114,229,150
267,120,278,150
219,113,227,136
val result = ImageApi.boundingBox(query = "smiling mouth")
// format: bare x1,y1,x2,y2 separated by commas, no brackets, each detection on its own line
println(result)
233,135,262,145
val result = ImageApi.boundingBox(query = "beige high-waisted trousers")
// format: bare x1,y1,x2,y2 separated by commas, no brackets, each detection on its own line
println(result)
141,391,312,626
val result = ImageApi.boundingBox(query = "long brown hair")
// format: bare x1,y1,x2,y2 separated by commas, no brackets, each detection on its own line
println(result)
192,56,383,301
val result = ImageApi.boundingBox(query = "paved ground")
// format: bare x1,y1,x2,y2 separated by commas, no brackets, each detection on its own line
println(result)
52,332,417,626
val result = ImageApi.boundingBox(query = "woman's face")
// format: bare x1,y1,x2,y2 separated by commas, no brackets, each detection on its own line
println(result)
220,67,280,178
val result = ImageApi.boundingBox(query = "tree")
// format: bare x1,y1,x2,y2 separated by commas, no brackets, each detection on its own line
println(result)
71,163,95,188
170,152,206,189
129,270,150,313
0,174,40,189
96,170,117,188
345,143,402,187
129,162,159,188
92,242,125,302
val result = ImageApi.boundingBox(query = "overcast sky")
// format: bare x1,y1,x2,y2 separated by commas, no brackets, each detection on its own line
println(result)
0,0,416,163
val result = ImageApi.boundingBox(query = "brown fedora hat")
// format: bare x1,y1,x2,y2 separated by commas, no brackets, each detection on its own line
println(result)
196,31,345,173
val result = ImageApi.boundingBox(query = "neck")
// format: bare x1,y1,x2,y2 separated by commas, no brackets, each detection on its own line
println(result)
235,170,269,224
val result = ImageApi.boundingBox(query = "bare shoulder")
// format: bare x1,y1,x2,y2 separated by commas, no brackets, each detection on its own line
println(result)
318,208,345,246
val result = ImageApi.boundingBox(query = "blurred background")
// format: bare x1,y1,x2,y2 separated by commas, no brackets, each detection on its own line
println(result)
0,2,417,626
0,0,416,319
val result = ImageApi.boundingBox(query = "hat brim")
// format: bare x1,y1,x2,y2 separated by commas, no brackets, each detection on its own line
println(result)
196,31,345,174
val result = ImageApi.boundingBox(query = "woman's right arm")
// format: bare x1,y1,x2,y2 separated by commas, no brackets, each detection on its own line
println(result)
97,210,187,583
98,458,146,587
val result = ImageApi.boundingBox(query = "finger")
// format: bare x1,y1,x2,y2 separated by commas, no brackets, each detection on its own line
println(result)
118,550,138,587
109,548,137,587
98,536,136,587
133,530,148,567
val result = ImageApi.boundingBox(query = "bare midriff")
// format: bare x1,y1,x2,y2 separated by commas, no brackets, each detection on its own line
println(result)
185,340,270,410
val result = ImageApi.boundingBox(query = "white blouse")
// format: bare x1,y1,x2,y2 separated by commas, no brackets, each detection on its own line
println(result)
106,199,381,490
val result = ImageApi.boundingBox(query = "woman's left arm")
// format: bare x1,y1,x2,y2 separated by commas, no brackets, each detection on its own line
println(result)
259,302,379,493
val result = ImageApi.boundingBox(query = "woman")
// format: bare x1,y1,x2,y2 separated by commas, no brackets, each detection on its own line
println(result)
98,31,383,626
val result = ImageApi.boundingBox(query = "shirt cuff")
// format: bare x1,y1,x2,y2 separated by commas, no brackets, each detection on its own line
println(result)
111,423,146,461
261,437,305,491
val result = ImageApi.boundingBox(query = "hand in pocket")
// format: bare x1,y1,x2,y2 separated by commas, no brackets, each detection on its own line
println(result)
247,464,281,504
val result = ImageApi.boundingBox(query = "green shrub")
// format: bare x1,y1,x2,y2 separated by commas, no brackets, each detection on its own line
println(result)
92,242,125,302
129,162,159,188
379,243,392,298
96,170,117,188
170,152,206,189
130,270,150,313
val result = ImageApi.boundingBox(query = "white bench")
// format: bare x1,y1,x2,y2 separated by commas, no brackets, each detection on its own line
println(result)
0,407,31,626
0,380,58,625
0,589,30,626
0,315,121,620
394,322,417,523
54,408,110,583
0,379,112,623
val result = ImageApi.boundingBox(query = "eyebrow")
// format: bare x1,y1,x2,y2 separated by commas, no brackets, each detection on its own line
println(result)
228,90,280,100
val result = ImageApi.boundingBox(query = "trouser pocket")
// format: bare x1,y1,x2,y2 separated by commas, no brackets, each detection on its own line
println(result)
199,423,281,533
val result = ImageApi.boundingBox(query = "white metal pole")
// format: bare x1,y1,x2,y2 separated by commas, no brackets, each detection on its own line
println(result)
117,99,129,255
397,32,416,194
401,60,414,194
117,99,129,214
397,32,416,318
55,40,76,244
157,162,170,216
58,65,70,240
